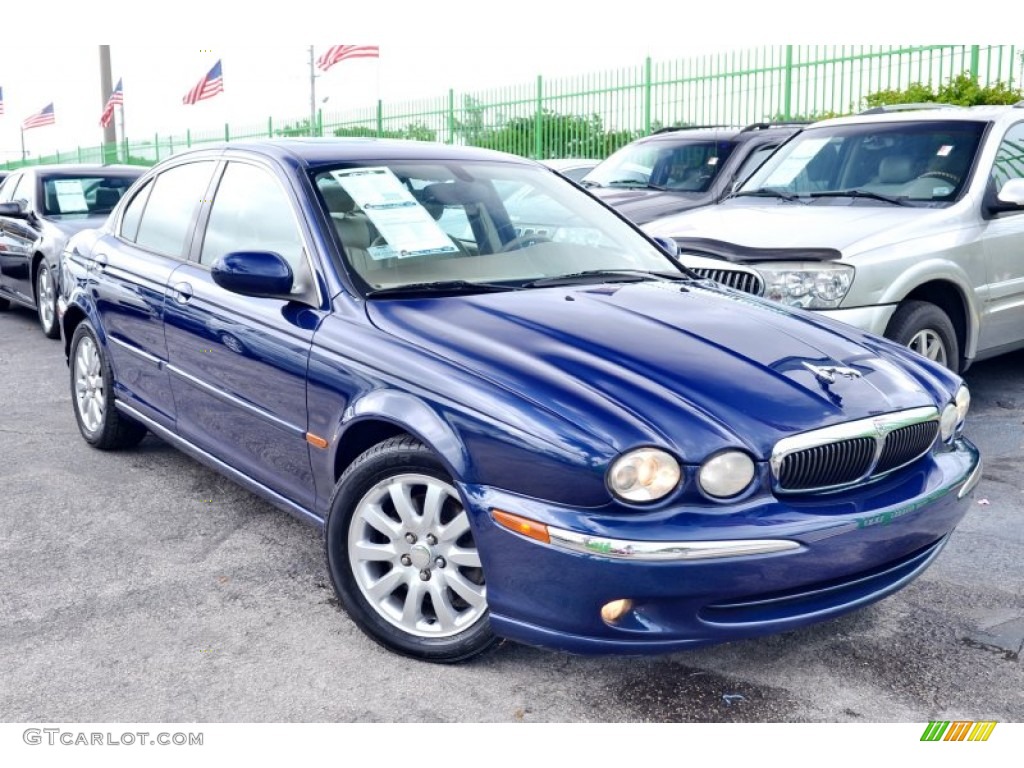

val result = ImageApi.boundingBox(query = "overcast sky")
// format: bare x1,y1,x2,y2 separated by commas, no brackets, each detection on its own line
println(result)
0,3,1014,162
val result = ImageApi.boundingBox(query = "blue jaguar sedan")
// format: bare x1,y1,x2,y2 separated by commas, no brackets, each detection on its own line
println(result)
58,139,981,662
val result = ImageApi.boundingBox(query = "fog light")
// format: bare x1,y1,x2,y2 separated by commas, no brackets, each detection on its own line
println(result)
600,598,633,623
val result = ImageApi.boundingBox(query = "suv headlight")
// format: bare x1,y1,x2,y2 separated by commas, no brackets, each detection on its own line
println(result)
756,262,854,309
608,448,681,503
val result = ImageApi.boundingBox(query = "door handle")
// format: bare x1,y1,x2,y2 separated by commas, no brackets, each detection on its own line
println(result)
92,252,108,270
171,281,194,304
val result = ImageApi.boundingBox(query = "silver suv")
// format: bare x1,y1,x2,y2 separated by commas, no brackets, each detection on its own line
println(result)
644,103,1024,373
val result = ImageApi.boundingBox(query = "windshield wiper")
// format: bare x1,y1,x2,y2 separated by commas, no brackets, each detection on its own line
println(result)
522,269,691,289
366,280,520,298
603,179,667,191
807,189,910,206
733,187,801,202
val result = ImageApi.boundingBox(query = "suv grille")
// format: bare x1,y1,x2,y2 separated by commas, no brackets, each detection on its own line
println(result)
771,407,939,493
691,267,763,296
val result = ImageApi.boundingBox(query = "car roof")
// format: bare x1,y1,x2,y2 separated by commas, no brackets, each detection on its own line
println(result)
12,164,145,176
808,103,1024,129
636,122,806,145
176,137,538,170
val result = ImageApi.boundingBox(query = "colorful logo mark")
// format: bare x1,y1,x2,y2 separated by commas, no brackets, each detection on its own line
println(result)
921,721,997,741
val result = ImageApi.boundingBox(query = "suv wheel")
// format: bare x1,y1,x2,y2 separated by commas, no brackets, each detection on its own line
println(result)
886,300,959,373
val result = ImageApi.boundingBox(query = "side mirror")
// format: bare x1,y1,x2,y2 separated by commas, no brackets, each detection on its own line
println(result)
0,200,31,219
996,178,1024,207
651,237,679,258
210,251,293,298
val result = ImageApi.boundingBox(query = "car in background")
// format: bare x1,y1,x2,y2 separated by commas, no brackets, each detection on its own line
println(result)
59,138,978,662
644,103,1024,373
0,164,144,338
541,158,602,183
580,122,806,225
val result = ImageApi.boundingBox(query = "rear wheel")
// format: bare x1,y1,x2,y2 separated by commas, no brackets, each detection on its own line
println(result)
69,321,147,449
324,436,498,663
885,300,959,373
35,262,60,339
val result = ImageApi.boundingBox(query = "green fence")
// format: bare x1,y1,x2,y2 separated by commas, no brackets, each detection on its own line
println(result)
4,44,1022,171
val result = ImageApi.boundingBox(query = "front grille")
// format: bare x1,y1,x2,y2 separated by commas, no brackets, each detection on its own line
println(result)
778,437,876,491
690,267,763,296
876,421,940,474
771,406,938,494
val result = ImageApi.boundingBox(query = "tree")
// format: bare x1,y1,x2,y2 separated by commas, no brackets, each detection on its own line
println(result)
864,72,1023,108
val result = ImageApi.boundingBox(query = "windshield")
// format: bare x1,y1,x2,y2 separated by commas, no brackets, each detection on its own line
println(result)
583,139,736,192
41,174,138,217
313,160,681,292
738,120,986,205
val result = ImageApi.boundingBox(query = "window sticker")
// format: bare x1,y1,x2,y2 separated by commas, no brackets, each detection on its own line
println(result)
936,145,954,157
707,157,719,166
331,167,458,259
52,179,88,213
764,138,831,185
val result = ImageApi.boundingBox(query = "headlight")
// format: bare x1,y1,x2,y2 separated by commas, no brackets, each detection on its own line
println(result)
608,448,681,502
939,403,959,442
954,384,970,429
757,262,854,309
698,450,756,499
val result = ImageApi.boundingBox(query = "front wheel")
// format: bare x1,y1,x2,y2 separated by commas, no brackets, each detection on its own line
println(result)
885,300,959,373
324,436,498,663
36,262,60,339
69,321,147,449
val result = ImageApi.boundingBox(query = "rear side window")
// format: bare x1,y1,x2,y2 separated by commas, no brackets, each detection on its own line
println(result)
134,162,216,257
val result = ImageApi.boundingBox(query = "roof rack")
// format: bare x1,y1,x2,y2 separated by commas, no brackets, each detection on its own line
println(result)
858,103,963,115
740,121,811,132
652,124,735,134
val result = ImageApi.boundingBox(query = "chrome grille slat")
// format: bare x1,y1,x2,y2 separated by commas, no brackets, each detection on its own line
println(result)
771,407,939,494
692,267,764,296
876,421,939,474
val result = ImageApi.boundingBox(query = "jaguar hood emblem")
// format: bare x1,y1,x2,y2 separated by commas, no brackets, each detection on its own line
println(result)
803,362,863,385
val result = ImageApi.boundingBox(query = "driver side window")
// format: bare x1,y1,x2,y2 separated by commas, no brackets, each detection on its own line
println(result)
200,162,312,293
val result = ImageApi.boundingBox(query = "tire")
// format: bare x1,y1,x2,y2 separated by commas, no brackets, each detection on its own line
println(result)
69,321,147,450
324,436,498,663
35,262,60,339
885,300,960,374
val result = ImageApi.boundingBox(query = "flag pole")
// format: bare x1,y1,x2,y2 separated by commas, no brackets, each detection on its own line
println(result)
309,45,318,137
118,102,126,163
20,127,26,163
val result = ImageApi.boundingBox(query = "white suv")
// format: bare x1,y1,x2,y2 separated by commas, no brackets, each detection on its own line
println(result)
644,103,1024,373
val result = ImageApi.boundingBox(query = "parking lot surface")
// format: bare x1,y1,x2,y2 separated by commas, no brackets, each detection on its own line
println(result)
1,305,1022,722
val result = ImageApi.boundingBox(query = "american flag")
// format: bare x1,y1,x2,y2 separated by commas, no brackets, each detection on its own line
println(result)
100,78,123,128
182,60,224,105
22,103,55,130
316,45,379,72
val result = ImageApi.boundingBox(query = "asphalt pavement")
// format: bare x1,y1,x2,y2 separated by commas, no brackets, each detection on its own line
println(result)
1,304,1021,722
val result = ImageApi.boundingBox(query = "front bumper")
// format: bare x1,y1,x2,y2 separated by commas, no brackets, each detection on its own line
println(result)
817,304,898,337
468,439,980,654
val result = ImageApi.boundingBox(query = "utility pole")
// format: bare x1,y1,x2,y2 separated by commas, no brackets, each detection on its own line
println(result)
99,46,116,162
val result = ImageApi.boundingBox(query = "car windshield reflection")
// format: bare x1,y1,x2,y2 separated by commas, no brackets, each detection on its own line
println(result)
314,161,681,292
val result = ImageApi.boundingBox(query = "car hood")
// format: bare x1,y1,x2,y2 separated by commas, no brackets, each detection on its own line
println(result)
46,216,108,239
643,200,945,257
589,187,711,225
366,281,947,461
